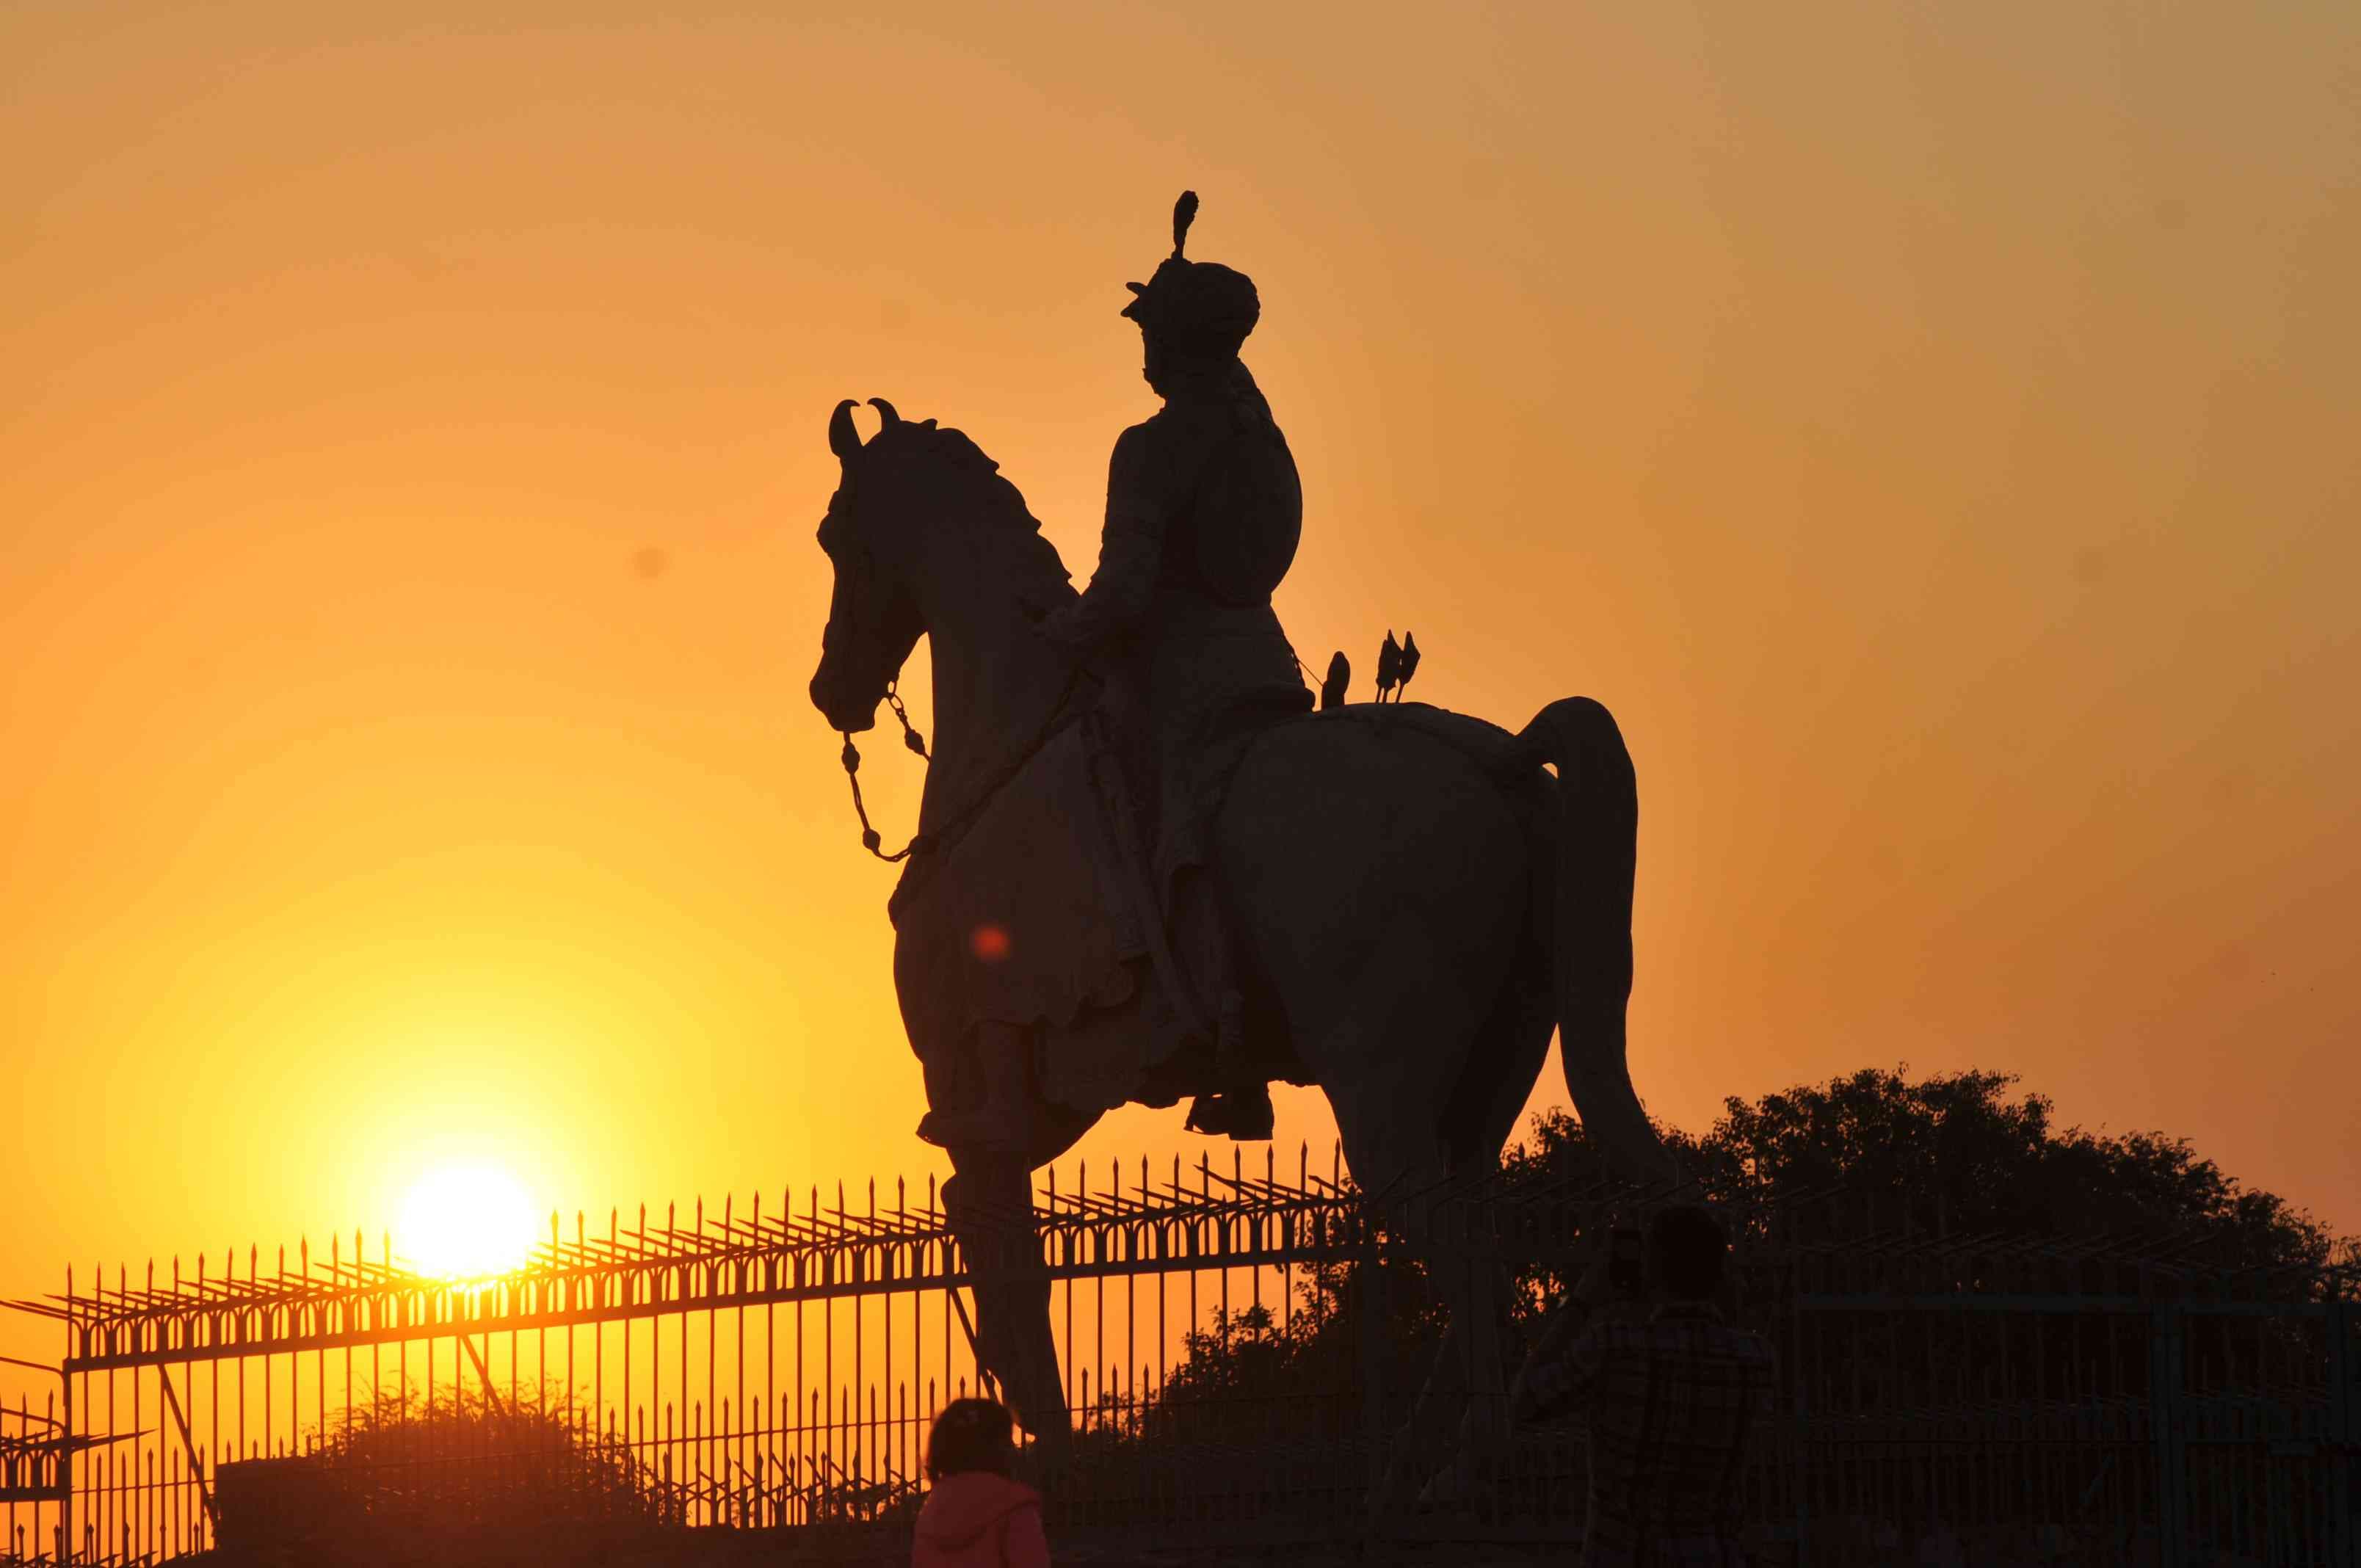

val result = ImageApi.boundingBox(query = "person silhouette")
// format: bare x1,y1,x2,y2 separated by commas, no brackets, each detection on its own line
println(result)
911,1398,1051,1568
1039,190,1312,1141
1506,1205,1774,1566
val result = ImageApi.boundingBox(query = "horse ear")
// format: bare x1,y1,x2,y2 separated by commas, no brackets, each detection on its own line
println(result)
828,399,863,465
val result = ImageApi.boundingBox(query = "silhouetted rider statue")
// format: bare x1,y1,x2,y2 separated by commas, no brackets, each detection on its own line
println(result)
810,187,1670,1438
1038,192,1313,1140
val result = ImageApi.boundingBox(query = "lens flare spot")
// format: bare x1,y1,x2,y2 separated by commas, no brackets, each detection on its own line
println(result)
970,923,1011,962
398,1164,540,1279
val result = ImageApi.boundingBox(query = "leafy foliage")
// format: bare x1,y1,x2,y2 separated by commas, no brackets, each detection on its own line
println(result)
216,1383,916,1563
300,1385,659,1528
1145,1066,2355,1423
1504,1064,2346,1269
1142,1249,1446,1442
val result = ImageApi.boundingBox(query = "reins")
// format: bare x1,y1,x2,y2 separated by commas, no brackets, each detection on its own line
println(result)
838,664,1090,865
839,680,932,862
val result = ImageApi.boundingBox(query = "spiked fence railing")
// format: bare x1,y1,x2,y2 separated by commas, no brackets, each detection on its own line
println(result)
3,1147,2355,1566
1,1144,1417,1563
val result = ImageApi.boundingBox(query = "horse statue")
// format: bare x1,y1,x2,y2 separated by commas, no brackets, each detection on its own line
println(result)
806,396,1673,1454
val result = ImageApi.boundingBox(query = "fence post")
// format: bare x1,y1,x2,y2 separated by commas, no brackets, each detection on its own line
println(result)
1357,1219,1383,1550
1789,1290,1809,1562
58,1354,73,1567
2150,1304,2188,1568
59,1351,72,1568
2327,1295,2354,1568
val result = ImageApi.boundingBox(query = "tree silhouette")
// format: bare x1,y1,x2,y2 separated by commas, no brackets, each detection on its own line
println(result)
1146,1066,2355,1419
1519,1065,2346,1268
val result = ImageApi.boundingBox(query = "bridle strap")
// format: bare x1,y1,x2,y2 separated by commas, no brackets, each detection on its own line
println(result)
840,680,932,863
837,667,1090,866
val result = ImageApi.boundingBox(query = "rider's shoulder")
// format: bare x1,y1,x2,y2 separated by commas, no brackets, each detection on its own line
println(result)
1122,404,1192,442
1123,402,1230,460
1111,408,1207,482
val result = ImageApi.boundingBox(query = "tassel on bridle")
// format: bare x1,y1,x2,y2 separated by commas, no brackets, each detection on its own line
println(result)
839,680,931,863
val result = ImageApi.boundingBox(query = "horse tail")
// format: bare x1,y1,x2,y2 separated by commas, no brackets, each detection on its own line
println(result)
1516,697,1676,1184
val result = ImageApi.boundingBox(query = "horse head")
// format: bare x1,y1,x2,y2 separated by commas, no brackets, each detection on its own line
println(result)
809,398,929,733
808,398,1073,739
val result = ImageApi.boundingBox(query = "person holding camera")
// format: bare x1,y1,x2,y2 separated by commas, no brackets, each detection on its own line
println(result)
1509,1203,1775,1566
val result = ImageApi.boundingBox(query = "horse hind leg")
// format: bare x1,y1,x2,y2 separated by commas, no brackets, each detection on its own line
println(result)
1220,719,1540,1511
1301,899,1539,1516
1403,957,1555,1388
1409,961,1559,1509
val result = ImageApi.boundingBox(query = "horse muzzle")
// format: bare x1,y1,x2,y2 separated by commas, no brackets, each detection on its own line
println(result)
809,659,881,735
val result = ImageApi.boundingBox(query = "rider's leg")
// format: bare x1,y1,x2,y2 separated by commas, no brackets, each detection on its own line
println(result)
916,1022,1037,1156
1175,868,1274,1141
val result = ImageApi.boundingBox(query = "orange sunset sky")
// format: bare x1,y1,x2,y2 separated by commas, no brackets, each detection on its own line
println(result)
4,2,2356,1384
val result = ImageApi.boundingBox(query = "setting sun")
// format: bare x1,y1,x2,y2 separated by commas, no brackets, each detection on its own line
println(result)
398,1163,541,1279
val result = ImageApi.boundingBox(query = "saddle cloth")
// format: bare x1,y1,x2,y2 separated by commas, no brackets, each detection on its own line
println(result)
888,716,1172,1119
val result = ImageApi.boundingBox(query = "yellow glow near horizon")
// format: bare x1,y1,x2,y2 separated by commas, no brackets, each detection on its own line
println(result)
399,1164,540,1279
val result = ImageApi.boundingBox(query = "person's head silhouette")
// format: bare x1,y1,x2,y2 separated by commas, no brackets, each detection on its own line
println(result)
1122,190,1260,394
924,1396,1019,1481
1645,1203,1728,1302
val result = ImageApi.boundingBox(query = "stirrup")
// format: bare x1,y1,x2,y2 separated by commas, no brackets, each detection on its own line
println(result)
1183,1085,1274,1141
916,1104,1032,1155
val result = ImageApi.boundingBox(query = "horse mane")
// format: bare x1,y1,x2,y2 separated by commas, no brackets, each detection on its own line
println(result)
864,419,1073,611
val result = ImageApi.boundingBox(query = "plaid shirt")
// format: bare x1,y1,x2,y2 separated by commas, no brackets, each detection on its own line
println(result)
1515,1300,1775,1567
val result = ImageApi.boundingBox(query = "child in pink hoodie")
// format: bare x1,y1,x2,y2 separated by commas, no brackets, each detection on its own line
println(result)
912,1398,1051,1568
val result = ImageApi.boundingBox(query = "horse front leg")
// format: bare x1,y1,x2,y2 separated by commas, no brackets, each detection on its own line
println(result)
940,1023,1101,1451
924,1016,1095,1444
943,1147,1068,1443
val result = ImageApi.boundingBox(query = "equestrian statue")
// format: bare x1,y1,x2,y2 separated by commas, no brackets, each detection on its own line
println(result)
806,192,1675,1462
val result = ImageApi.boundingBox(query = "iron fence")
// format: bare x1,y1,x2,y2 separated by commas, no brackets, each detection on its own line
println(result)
1,1147,2353,1565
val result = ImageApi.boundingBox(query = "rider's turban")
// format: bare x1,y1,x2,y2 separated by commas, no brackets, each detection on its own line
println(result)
1121,191,1260,352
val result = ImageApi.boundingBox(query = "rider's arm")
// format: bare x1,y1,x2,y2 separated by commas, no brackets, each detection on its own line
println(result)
1042,424,1165,650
